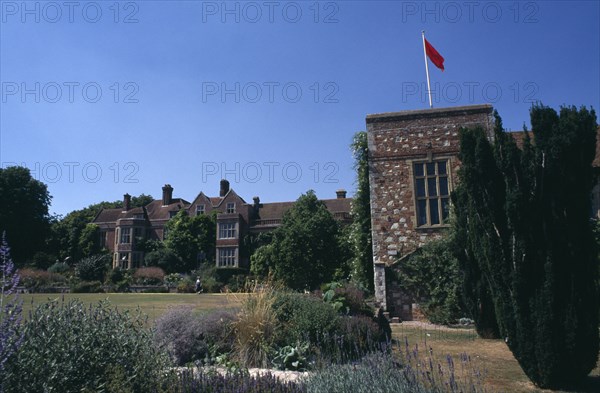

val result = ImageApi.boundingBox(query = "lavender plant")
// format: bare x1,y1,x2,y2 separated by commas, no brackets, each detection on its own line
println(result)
0,234,23,378
176,368,306,393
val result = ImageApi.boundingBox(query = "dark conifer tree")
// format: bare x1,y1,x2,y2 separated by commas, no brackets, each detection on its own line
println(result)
453,105,599,388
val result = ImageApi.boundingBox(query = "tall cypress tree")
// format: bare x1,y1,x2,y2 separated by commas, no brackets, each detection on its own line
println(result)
453,105,599,388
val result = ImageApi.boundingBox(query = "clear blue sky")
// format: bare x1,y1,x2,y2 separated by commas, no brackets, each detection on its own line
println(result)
1,0,599,216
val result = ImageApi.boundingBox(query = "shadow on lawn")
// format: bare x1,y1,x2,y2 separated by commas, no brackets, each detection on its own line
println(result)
564,375,600,393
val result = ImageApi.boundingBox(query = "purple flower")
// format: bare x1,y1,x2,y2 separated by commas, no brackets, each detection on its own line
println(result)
0,233,24,376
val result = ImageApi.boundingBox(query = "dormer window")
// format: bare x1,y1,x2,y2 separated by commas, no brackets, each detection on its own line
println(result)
226,202,235,214
196,205,205,215
133,213,144,219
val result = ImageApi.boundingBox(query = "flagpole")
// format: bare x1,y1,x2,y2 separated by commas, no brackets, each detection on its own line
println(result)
421,30,433,108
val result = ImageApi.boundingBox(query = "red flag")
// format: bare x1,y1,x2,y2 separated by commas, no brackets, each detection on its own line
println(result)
425,38,445,71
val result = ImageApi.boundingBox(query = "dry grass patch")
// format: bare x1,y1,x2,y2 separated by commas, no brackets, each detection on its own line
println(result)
392,323,600,393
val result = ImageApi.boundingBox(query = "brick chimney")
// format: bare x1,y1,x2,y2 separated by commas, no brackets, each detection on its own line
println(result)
123,193,131,211
220,179,230,197
336,189,347,199
162,184,173,206
253,196,260,212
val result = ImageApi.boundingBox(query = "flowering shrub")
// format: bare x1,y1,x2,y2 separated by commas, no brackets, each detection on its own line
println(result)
133,266,165,285
0,235,23,385
17,268,66,291
272,292,339,346
176,368,305,393
2,299,169,393
321,281,370,316
154,307,236,366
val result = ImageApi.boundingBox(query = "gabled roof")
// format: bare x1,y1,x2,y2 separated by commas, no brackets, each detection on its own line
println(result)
189,191,212,207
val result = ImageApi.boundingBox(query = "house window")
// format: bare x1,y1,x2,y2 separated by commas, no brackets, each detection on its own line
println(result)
218,248,237,267
120,228,131,244
413,160,450,226
226,202,235,214
169,211,178,218
118,252,129,269
133,213,144,219
131,252,142,268
219,222,237,239
133,227,143,244
196,204,205,215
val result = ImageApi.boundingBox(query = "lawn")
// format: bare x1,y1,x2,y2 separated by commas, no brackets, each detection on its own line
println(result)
20,292,245,322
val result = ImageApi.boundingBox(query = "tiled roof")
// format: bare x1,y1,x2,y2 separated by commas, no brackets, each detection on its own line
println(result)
210,197,223,206
255,198,351,221
144,199,190,220
256,202,294,220
322,198,352,213
92,206,145,223
93,208,126,223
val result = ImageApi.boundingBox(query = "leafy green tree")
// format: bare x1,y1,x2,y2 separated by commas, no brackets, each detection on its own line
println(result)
78,224,101,256
163,210,216,272
0,166,52,265
350,131,374,292
453,106,599,388
251,190,343,290
144,248,184,274
395,232,465,325
48,194,154,262
130,194,154,207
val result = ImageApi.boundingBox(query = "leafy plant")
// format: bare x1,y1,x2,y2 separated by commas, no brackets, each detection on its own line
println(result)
0,235,23,383
70,280,103,293
272,342,310,371
349,131,374,292
133,266,165,285
47,261,69,274
154,307,235,366
272,292,339,346
2,299,169,393
176,368,305,393
394,234,465,325
321,281,370,316
18,268,66,291
76,254,109,282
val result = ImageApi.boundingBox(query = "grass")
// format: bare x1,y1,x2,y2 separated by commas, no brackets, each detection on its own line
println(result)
20,293,244,323
392,323,600,393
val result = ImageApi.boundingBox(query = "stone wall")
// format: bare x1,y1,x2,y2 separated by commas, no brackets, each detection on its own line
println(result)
366,104,494,319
